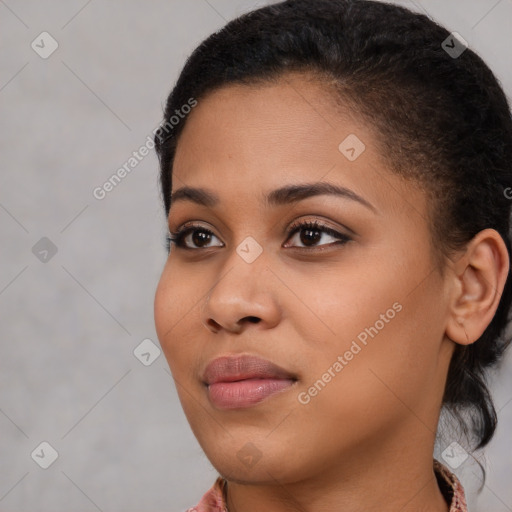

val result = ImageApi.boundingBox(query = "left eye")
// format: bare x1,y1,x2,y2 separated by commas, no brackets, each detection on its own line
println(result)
166,220,351,252
284,220,351,249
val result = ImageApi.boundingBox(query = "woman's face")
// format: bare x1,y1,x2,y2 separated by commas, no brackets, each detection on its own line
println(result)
154,74,455,484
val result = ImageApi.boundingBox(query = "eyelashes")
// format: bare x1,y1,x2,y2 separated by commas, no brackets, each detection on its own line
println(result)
165,219,352,253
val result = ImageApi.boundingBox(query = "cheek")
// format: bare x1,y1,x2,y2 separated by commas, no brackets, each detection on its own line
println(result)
291,242,444,409
154,265,201,374
154,268,174,349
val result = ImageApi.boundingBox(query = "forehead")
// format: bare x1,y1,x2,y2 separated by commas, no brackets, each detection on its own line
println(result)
174,74,347,165
171,74,426,223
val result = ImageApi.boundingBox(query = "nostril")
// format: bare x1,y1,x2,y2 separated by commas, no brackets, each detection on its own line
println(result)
246,316,260,323
206,319,221,331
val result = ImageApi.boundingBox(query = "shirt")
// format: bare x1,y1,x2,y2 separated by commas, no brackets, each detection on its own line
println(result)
184,458,468,512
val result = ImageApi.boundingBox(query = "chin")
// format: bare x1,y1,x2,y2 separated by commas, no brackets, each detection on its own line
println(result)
196,431,313,485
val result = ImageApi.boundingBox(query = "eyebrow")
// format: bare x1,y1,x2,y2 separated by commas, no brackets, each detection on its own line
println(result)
169,182,377,213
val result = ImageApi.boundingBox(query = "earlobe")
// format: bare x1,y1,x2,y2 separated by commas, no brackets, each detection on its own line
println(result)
445,229,510,346
446,316,470,345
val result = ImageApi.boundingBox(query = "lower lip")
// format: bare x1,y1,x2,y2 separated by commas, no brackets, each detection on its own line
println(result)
207,378,296,409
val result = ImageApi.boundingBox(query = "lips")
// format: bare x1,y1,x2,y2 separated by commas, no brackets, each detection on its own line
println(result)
202,354,296,385
202,354,298,409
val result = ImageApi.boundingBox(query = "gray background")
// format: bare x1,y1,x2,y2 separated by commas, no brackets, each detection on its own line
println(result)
0,0,511,510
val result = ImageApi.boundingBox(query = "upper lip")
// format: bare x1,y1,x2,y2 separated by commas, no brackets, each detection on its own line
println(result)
202,354,297,385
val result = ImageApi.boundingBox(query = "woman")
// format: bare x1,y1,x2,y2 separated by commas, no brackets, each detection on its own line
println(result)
153,1,512,510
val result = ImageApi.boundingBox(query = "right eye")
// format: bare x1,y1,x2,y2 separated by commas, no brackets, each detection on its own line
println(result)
167,225,224,251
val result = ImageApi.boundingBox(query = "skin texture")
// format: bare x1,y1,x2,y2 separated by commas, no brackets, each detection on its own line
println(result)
154,73,509,512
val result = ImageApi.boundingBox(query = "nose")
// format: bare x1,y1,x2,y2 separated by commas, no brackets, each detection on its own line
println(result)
203,314,261,333
199,260,281,334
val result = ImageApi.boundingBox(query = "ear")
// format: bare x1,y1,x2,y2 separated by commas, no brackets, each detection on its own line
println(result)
445,229,510,345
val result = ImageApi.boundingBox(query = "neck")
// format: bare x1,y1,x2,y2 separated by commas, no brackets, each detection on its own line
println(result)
225,433,450,512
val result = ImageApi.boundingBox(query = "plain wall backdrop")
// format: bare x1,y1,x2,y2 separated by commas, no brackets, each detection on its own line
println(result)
1,0,511,510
